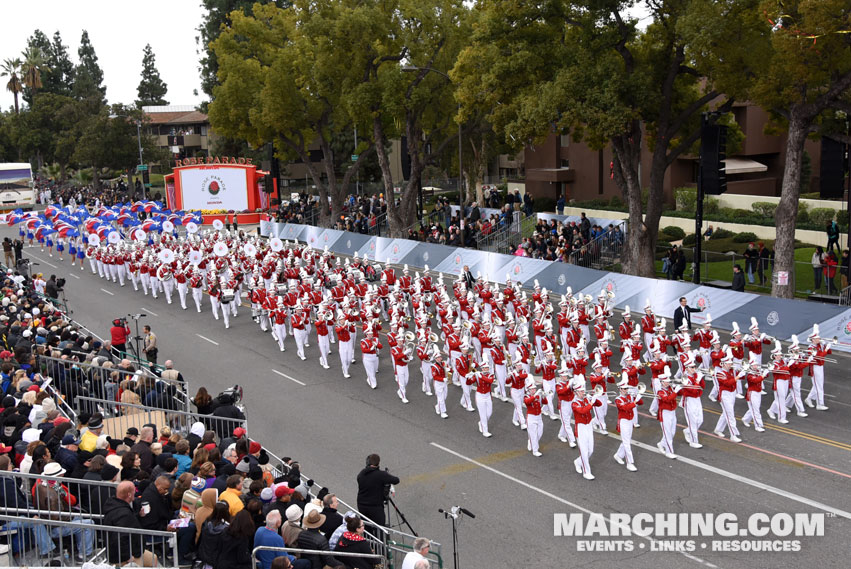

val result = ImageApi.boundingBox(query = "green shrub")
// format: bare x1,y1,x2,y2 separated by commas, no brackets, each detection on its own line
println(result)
682,233,697,246
710,228,735,240
657,240,673,250
609,195,626,210
751,201,778,218
662,226,686,240
733,231,758,243
731,208,753,219
675,187,697,212
809,207,837,228
800,192,820,200
534,197,557,213
704,197,720,214
797,202,809,223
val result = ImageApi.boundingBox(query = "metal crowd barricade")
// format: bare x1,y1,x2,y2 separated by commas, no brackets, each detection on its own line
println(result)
0,470,117,524
35,353,190,415
253,545,383,567
0,514,179,568
74,396,246,441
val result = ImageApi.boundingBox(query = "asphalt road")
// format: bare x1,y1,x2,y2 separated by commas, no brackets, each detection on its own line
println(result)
13,228,851,569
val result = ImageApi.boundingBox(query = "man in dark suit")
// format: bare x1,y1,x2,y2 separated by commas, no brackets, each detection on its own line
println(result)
462,265,475,289
673,296,703,330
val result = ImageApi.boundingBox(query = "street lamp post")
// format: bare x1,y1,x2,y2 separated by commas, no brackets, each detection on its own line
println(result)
401,65,462,224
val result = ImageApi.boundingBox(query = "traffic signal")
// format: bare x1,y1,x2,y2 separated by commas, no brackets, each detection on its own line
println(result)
700,124,727,195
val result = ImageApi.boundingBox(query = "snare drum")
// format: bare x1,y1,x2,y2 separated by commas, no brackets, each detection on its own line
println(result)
222,289,236,303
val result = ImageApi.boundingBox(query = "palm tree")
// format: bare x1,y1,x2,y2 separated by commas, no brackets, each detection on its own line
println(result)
20,46,47,94
1,58,23,113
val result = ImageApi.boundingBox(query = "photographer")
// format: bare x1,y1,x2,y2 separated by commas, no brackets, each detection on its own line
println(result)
110,318,132,357
45,274,65,300
356,454,399,527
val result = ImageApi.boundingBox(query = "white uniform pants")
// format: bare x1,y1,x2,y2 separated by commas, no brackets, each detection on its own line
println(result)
542,379,556,417
129,272,139,291
395,365,409,398
659,409,676,454
574,422,594,475
682,397,703,444
88,258,97,274
273,323,287,351
339,340,353,376
163,279,175,304
140,272,148,294
476,392,493,436
592,394,608,432
363,353,379,388
493,364,507,399
293,328,308,358
177,283,188,309
420,362,433,395
649,377,661,415
318,334,330,366
580,324,590,345
742,392,764,429
768,380,789,421
434,381,448,414
615,420,635,465
149,275,159,298
714,391,740,437
700,348,711,371
510,388,527,428
558,401,576,443
191,288,203,312
526,414,543,453
460,381,474,410
644,332,654,359
805,365,825,406
785,376,805,412
449,352,461,386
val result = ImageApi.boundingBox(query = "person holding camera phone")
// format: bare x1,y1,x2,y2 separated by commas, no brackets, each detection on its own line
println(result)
356,454,399,528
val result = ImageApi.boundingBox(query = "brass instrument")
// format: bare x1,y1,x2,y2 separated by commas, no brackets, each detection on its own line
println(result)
404,331,416,342
428,332,439,343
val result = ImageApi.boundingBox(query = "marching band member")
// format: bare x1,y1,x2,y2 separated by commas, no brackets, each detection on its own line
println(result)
524,382,547,456
391,337,412,403
767,342,790,423
314,306,332,370
535,350,559,420
271,299,288,352
785,336,809,417
291,304,310,361
474,361,495,437
587,359,610,435
745,317,771,367
157,263,174,305
804,325,831,411
555,365,577,447
729,323,745,397
175,265,189,310
592,337,613,376
641,300,655,359
431,349,449,418
679,356,704,448
416,336,433,396
572,379,602,480
693,314,714,370
741,362,769,432
209,277,229,328
656,368,679,459
671,323,691,378
507,360,528,430
456,341,476,412
360,325,382,389
713,352,743,443
708,334,724,401
516,336,532,375
617,306,633,367
334,313,354,378
613,375,641,472
490,336,508,401
622,355,646,428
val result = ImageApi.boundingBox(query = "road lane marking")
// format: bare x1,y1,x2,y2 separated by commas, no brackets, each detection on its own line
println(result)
100,288,114,296
141,308,159,317
430,442,718,568
26,253,57,269
196,334,219,346
70,274,80,279
272,369,305,386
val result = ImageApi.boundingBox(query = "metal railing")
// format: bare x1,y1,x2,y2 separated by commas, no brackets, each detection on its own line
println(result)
476,211,529,254
567,221,626,270
840,284,851,306
0,514,179,568
253,545,383,568
0,470,116,522
75,395,246,440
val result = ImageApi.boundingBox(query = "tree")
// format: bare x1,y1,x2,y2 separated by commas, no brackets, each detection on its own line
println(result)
73,30,106,101
46,31,76,97
453,0,765,277
136,44,169,107
20,45,48,98
22,30,51,105
208,1,374,226
752,0,851,298
1,58,23,114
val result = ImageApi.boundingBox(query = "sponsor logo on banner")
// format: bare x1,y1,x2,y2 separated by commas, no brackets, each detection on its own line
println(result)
845,321,851,336
393,245,399,255
558,274,567,286
454,254,462,266
513,263,522,275
309,236,316,245
603,278,617,295
691,292,712,312
369,242,376,252
323,233,329,243
766,311,780,327
423,251,429,262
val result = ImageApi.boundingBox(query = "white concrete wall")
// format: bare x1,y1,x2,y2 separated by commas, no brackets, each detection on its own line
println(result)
717,193,846,212
562,206,845,248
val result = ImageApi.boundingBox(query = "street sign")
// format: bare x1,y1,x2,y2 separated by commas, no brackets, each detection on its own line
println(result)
351,154,359,161
137,164,148,171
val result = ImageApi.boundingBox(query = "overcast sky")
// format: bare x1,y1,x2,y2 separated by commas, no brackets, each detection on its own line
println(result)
1,0,206,111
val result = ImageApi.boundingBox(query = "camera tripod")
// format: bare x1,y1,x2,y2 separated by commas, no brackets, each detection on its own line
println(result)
385,495,417,536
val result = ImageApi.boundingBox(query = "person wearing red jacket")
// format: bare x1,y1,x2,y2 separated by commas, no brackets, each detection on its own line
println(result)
391,341,412,404
572,380,602,480
271,298,289,353
431,352,449,418
587,360,611,435
314,308,332,370
785,343,809,417
741,363,769,432
524,388,547,457
679,359,705,448
474,362,495,438
360,326,382,389
656,372,679,459
613,376,641,471
555,369,577,447
416,338,433,396
490,337,508,401
535,351,559,420
456,344,475,412
110,319,132,356
506,362,528,430
805,329,832,410
189,268,205,313
291,305,310,361
713,356,743,442
767,344,791,424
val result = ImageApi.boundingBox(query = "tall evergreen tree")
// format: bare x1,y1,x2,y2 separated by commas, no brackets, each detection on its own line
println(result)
46,31,75,97
136,44,169,107
72,30,106,101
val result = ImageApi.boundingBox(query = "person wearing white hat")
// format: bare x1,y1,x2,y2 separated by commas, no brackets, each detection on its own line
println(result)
506,361,529,430
741,362,769,432
571,378,602,480
524,381,547,456
536,350,560,420
744,317,771,368
474,361,495,437
713,353,743,443
208,278,230,328
766,343,791,424
554,367,577,446
291,304,310,361
587,359,610,435
391,335,412,403
783,336,809,417
613,374,641,471
334,313,355,378
456,342,476,412
729,323,745,398
694,314,714,370
190,268,205,312
655,368,679,459
360,326,382,389
679,357,705,448
641,300,655,360
489,336,508,401
804,325,832,410
708,334,724,401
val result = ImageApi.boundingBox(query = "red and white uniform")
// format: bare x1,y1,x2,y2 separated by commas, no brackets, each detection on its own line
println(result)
524,392,547,455
572,396,602,477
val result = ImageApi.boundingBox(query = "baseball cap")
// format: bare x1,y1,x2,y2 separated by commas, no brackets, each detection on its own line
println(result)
275,485,295,498
233,427,246,438
61,434,80,446
126,427,139,436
